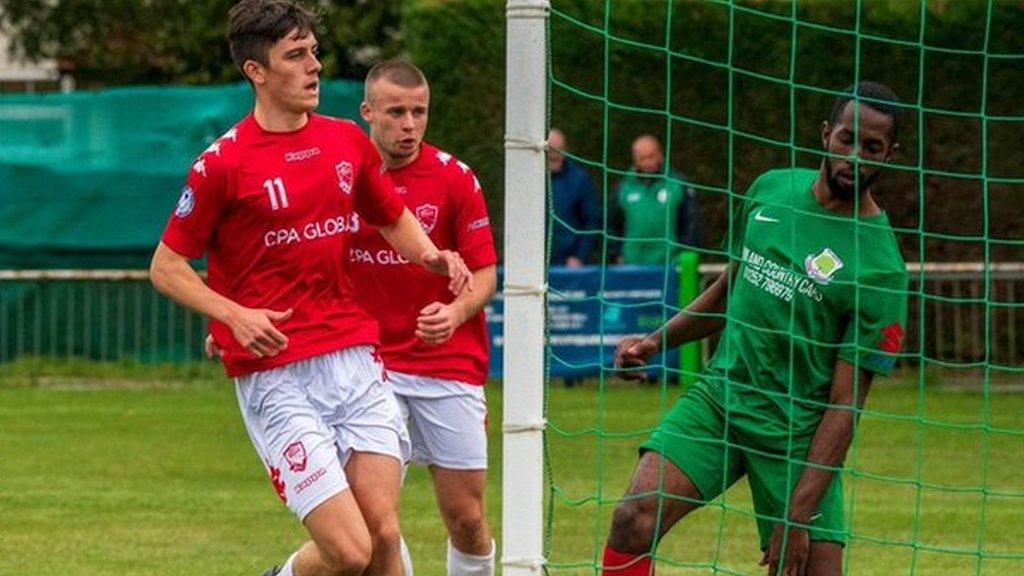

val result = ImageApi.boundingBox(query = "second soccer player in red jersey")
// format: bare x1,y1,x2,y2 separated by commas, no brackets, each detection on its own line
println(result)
149,3,471,576
350,59,498,576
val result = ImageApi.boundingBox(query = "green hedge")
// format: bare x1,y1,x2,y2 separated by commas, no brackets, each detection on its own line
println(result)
403,0,508,246
404,0,1024,262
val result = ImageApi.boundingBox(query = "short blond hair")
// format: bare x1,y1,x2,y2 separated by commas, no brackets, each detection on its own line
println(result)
364,58,427,102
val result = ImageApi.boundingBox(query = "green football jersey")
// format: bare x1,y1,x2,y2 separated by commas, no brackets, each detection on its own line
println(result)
616,170,688,264
699,168,908,446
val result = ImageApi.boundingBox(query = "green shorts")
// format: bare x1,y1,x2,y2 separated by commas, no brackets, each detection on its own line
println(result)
639,389,847,548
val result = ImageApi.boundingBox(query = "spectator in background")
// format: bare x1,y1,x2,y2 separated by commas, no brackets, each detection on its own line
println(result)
609,134,700,264
548,128,601,267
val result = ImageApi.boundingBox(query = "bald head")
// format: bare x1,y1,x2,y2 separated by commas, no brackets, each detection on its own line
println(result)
548,128,566,173
631,134,663,174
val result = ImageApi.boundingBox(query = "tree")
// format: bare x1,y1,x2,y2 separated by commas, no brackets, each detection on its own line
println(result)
0,0,403,86
323,0,403,80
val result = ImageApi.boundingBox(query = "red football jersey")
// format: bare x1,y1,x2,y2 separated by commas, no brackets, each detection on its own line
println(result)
349,143,497,385
161,113,405,377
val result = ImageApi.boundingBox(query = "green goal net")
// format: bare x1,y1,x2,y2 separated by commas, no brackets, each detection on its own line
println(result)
541,1,1024,574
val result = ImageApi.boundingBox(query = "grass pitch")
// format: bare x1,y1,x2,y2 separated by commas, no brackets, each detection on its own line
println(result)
1,360,1022,575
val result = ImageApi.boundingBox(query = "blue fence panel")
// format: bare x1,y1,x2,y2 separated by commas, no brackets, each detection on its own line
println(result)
486,265,679,379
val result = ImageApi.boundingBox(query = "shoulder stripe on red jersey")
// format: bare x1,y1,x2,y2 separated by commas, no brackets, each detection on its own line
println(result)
435,149,453,166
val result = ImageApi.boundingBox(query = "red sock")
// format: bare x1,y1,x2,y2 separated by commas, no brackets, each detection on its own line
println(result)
601,547,653,575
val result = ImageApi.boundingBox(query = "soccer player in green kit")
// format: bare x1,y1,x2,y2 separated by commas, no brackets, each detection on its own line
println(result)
600,81,908,576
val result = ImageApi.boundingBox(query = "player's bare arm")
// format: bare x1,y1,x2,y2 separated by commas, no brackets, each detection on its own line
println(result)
416,264,497,345
378,208,473,294
150,242,292,358
761,359,874,576
615,264,736,380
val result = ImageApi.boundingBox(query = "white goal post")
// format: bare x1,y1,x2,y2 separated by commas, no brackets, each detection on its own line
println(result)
502,0,550,574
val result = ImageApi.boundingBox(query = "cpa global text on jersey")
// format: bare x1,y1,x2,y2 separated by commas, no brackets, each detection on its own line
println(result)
264,213,361,247
348,247,410,266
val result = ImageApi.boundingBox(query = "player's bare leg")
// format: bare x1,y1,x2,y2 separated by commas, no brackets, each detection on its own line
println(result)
346,451,405,576
431,467,491,553
290,489,373,576
803,541,842,576
431,467,494,574
603,451,704,574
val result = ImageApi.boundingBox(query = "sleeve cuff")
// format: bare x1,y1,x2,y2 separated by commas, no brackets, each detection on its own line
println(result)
839,350,897,377
161,229,205,260
460,243,498,271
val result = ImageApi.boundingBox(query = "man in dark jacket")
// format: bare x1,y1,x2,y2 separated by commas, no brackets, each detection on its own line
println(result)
549,128,601,267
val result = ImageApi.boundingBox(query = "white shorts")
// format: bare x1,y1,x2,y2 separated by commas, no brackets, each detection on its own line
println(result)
390,371,488,470
235,346,410,520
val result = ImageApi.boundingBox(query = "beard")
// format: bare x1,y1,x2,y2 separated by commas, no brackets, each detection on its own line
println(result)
825,156,881,201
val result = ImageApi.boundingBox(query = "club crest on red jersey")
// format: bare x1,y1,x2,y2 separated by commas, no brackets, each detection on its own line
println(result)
336,161,354,194
284,441,308,473
415,204,439,234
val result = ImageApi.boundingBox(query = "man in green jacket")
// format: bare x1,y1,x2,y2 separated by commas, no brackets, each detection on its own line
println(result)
609,134,700,264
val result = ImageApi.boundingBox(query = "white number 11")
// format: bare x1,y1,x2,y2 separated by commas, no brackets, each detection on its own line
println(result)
263,177,288,210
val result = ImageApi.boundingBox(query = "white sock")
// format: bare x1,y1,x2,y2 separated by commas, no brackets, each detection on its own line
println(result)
446,538,495,576
278,552,298,576
401,536,415,576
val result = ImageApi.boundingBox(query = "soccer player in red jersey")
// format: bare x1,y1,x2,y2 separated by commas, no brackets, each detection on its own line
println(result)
350,59,498,576
149,3,471,576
